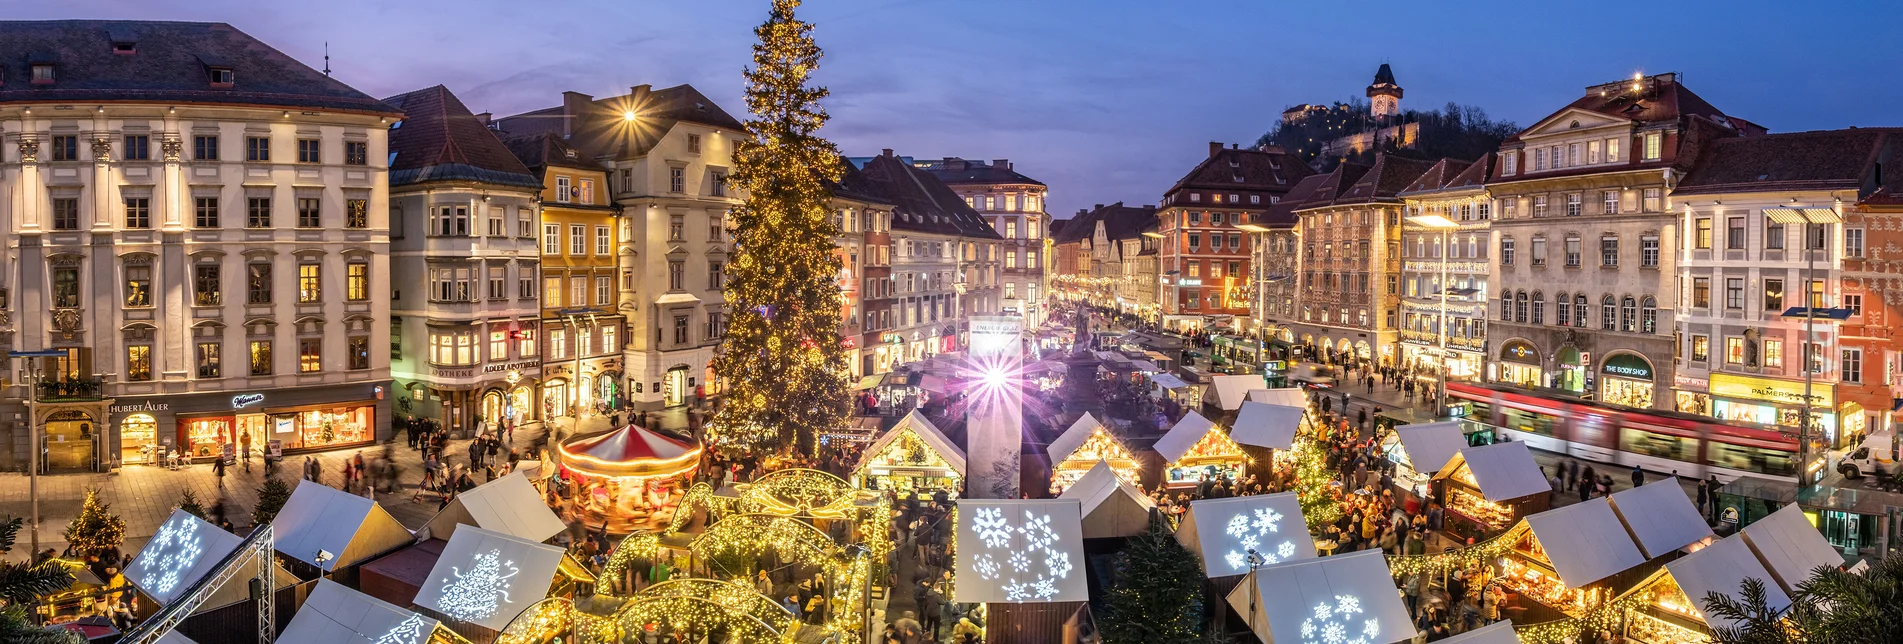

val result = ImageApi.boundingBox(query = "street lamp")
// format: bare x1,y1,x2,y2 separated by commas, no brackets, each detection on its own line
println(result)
1406,213,1459,417
1769,205,1846,487
9,349,64,555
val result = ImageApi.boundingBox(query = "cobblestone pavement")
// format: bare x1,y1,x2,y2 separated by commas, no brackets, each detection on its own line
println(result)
0,407,696,560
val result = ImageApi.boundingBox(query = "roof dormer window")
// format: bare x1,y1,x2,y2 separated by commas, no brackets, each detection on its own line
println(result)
30,64,54,84
113,41,136,54
208,67,234,87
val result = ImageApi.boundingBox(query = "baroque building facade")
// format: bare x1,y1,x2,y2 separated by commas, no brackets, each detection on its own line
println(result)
920,158,1048,326
1156,142,1310,330
1287,154,1433,366
1396,155,1494,385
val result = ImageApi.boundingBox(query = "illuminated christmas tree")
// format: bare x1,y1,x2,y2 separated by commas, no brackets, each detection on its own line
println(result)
62,489,124,560
436,548,519,621
375,614,429,644
708,0,850,456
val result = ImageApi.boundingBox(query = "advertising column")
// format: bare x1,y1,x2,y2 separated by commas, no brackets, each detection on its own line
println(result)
967,316,1023,499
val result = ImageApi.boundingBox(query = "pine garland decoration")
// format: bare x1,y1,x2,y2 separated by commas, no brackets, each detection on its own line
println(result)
62,489,124,559
708,0,850,456
1099,512,1206,644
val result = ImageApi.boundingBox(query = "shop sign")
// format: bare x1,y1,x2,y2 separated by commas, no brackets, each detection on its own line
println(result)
1263,360,1287,372
231,393,265,409
1674,374,1709,389
1709,373,1833,407
109,401,169,414
546,364,571,376
482,360,540,373
1175,278,1203,286
432,367,474,379
1499,340,1539,365
1601,354,1655,381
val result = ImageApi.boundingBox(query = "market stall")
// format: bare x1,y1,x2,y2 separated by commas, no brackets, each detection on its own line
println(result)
1431,441,1552,539
423,472,568,544
1500,498,1650,617
1177,492,1315,577
273,481,414,573
1229,400,1304,452
1046,413,1139,493
553,424,702,534
126,509,296,611
1608,479,1716,558
853,409,967,496
1204,374,1261,412
1225,551,1417,644
954,499,1089,603
278,579,456,644
1244,387,1307,408
1739,503,1845,594
1622,536,1788,644
1149,373,1201,409
1152,411,1246,489
413,525,567,633
1382,421,1468,497
1059,460,1156,539
1433,621,1521,644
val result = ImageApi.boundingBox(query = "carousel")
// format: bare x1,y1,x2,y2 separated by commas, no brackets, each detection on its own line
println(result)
554,424,702,534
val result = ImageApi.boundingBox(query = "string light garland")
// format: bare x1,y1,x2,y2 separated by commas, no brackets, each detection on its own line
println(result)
1383,523,1526,578
736,468,865,518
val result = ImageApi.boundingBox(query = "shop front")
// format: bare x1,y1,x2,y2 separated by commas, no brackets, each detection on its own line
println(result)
1599,352,1657,409
1555,346,1588,394
109,383,390,465
1431,441,1552,540
1154,412,1246,490
1704,373,1837,441
1493,340,1543,389
853,411,966,496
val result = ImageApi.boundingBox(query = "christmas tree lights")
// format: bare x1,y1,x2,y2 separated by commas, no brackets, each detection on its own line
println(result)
436,548,521,622
374,614,428,644
707,0,851,456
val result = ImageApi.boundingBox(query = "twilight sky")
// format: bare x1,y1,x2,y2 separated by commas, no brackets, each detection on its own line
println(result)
21,1,1901,218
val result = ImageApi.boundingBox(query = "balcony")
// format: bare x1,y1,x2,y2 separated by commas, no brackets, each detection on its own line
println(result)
37,377,105,402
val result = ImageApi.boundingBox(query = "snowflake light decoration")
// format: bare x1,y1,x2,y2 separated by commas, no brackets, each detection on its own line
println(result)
139,514,206,597
963,504,1076,602
973,507,1012,548
1223,505,1297,571
435,548,520,622
1299,594,1379,644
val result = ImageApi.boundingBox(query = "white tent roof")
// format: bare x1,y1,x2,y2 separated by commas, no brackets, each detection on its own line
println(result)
855,409,968,475
1151,373,1191,390
955,499,1089,603
1134,360,1160,372
414,525,566,631
274,480,414,571
1438,441,1550,501
1176,492,1315,578
1665,536,1791,632
1231,401,1304,450
279,579,442,644
156,633,199,644
1154,411,1218,463
1523,498,1648,589
1433,620,1520,644
1608,479,1715,558
1741,504,1844,593
1059,460,1155,539
1048,413,1104,466
1390,422,1467,475
1246,388,1307,407
424,473,566,544
1225,550,1417,644
1207,375,1262,411
127,509,245,606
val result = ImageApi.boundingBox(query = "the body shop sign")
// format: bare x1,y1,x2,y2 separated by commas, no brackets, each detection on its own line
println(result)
231,393,266,410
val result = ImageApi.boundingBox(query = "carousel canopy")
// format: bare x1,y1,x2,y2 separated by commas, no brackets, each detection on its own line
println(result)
1433,620,1520,644
1225,550,1418,644
1231,401,1304,450
1154,411,1219,463
1176,492,1316,578
1151,373,1191,390
1059,460,1155,539
1523,498,1648,589
1049,413,1105,466
954,499,1089,603
1390,422,1467,475
1207,375,1262,411
1245,388,1307,407
1664,536,1791,632
1608,479,1714,558
855,409,968,475
557,424,702,479
1740,504,1845,593
279,578,443,644
424,472,567,544
1434,441,1550,502
274,480,414,572
414,525,566,632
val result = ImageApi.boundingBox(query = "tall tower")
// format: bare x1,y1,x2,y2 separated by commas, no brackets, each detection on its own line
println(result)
1367,63,1403,119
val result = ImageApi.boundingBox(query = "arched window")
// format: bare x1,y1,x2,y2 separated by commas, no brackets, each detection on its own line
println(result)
1515,291,1529,323
1601,295,1617,331
1556,292,1572,326
1531,291,1545,325
1501,294,1512,322
1641,297,1658,334
1621,297,1638,332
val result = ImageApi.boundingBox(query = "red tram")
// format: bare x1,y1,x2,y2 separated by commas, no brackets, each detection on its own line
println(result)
1447,381,1799,483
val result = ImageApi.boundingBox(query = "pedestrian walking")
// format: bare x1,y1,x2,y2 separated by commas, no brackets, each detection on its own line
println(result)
1564,460,1577,491
1695,478,1709,516
1630,465,1644,489
213,454,226,486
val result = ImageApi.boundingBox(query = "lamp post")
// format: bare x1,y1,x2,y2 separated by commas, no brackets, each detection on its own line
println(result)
10,350,64,554
1406,214,1460,417
1769,205,1843,488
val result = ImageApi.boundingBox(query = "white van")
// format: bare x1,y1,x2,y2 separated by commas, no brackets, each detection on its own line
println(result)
1840,430,1899,479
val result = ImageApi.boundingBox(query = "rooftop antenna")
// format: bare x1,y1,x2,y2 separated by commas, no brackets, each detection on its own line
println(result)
323,42,331,76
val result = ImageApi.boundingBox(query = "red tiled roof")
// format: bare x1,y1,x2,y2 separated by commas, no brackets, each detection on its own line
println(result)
1334,154,1438,205
382,85,540,188
1263,174,1330,226
495,84,745,159
1292,162,1372,211
851,153,1003,239
501,132,606,177
1675,128,1898,196
1397,158,1473,195
1164,146,1313,196
918,158,1046,187
1505,74,1729,144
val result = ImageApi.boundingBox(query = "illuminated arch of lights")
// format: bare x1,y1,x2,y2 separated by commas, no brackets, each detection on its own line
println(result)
735,468,865,518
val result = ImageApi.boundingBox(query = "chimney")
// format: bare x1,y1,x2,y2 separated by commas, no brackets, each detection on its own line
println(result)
1094,204,1104,211
629,84,652,108
882,148,894,157
560,91,595,138
1209,141,1223,157
1232,143,1240,149
992,159,1010,169
475,112,492,125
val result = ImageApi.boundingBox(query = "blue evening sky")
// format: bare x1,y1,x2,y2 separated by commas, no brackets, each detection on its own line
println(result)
19,0,1901,218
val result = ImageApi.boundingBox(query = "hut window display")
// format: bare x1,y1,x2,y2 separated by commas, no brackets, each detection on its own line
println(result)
1445,465,1513,528
863,431,958,493
1164,427,1245,488
1051,427,1138,493
1497,526,1608,615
